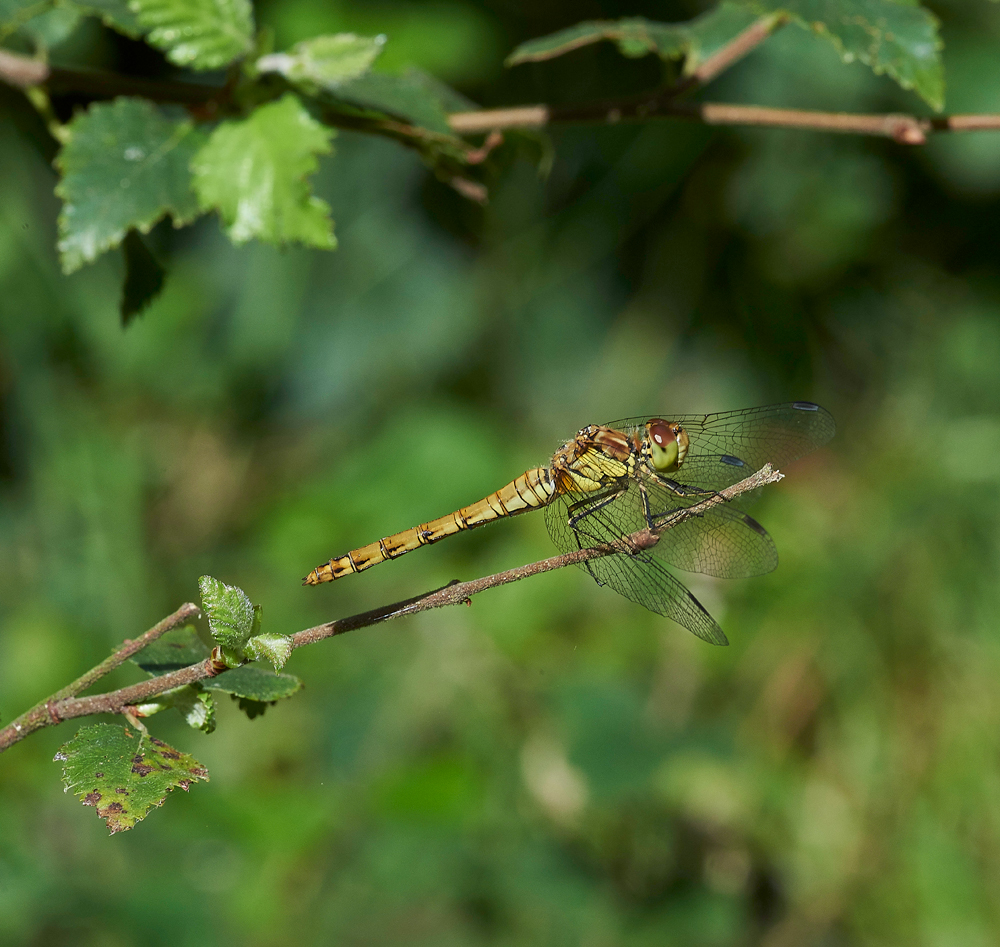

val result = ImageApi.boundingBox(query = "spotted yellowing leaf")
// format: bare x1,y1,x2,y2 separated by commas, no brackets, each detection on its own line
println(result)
55,724,208,834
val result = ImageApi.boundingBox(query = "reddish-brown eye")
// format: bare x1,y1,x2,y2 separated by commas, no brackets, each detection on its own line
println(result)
648,421,675,447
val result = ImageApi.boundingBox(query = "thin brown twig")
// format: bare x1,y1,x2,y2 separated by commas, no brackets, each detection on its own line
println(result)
0,465,780,754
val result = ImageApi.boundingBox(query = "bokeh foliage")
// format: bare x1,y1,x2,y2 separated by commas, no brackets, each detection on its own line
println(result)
3,0,1000,944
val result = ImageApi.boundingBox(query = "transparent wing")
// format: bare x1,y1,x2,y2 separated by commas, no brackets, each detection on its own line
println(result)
546,475,777,579
605,402,835,492
545,491,728,645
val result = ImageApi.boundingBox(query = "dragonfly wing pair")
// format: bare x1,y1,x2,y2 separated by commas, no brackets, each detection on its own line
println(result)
544,402,835,644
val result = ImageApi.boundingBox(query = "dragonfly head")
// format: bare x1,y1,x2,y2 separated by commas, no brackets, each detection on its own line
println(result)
645,420,689,473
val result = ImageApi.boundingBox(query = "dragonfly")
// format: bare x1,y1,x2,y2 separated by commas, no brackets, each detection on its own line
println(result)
304,402,835,645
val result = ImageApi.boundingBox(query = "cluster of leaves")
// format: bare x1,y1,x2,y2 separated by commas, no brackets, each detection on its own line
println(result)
54,576,300,833
1,0,950,322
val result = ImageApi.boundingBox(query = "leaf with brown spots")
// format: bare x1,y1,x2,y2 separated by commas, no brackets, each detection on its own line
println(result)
54,724,208,834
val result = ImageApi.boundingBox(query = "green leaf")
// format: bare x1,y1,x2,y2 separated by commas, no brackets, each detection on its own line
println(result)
329,67,456,135
54,724,208,834
204,664,302,720
243,632,292,670
129,0,254,70
66,0,143,38
740,0,944,110
132,685,216,732
0,0,53,42
505,2,763,72
20,5,80,48
204,664,303,701
256,33,386,93
131,624,209,673
198,575,256,648
55,98,204,274
120,229,165,326
191,94,336,249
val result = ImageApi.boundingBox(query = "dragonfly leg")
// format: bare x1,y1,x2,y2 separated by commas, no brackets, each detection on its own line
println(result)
566,484,628,529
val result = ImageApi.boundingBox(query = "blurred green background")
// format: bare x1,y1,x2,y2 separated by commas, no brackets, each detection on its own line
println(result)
3,0,1000,944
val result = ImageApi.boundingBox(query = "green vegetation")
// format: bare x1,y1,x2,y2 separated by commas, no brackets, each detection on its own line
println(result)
2,0,1000,943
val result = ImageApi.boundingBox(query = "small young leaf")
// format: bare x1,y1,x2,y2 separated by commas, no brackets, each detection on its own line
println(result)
132,684,216,732
55,98,205,274
129,0,254,70
198,575,256,648
243,633,292,671
55,723,208,834
204,664,302,702
120,229,165,325
191,94,336,249
256,33,386,93
67,0,144,38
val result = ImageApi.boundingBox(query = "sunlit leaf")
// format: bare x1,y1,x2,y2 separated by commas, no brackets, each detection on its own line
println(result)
55,724,208,834
198,575,256,648
191,94,336,249
55,98,204,274
129,0,254,70
256,33,386,93
243,632,293,670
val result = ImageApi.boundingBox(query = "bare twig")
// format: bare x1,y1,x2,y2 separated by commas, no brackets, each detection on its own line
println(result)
0,463,782,754
4,46,1000,150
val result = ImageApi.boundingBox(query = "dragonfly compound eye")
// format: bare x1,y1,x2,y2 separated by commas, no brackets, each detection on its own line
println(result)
646,420,689,472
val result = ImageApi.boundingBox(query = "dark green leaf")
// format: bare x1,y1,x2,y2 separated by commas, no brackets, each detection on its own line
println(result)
191,94,336,249
741,0,943,110
330,68,457,136
204,664,303,701
120,229,165,325
0,0,53,42
19,5,80,48
198,575,256,648
256,33,386,93
505,2,763,72
55,97,204,274
132,685,216,733
131,624,209,673
54,724,208,834
130,0,254,70
66,0,143,38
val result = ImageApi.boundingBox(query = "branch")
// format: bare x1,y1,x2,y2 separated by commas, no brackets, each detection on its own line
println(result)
0,463,781,753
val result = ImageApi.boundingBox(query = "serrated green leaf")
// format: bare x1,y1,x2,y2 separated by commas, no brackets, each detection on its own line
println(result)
66,0,143,38
55,98,204,274
129,0,253,70
192,94,336,249
131,624,209,673
740,0,944,110
120,229,165,325
55,724,208,834
505,2,762,72
243,633,292,670
329,67,457,136
256,33,385,93
204,664,302,701
198,575,256,648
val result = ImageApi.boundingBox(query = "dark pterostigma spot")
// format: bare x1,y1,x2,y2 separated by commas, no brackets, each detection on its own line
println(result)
720,454,745,467
743,514,768,536
792,402,820,411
